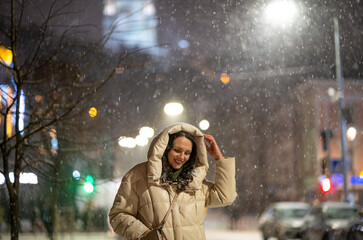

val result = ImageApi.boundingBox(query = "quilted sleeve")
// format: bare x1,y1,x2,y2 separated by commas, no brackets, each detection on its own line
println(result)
109,172,149,240
204,157,237,208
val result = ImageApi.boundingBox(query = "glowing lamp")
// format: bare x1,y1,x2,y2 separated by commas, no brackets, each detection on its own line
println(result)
84,182,94,193
49,129,57,138
220,73,230,84
346,127,357,142
0,172,38,185
135,135,148,146
118,137,137,148
84,175,95,194
139,126,154,138
199,120,210,130
72,170,81,180
264,0,298,27
321,177,332,193
89,107,97,118
164,102,184,116
0,46,13,66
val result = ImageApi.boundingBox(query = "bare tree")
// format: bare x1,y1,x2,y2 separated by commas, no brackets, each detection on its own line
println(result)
0,1,137,239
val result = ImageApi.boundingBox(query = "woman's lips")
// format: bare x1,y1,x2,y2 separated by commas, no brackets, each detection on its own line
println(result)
174,159,182,165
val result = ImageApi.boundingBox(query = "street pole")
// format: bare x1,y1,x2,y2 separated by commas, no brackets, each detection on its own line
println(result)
333,17,349,202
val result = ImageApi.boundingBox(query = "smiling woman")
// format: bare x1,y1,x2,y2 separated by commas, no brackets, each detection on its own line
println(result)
109,122,237,240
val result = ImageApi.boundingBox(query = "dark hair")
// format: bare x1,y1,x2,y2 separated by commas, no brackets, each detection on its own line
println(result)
161,131,198,190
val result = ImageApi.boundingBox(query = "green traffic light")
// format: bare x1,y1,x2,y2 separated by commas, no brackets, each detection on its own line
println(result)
85,175,94,184
84,182,94,193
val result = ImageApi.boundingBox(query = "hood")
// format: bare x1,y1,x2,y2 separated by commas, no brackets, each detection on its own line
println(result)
147,123,209,191
327,219,350,229
280,218,305,228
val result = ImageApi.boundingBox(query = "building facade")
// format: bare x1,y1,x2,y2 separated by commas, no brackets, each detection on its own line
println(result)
296,79,363,204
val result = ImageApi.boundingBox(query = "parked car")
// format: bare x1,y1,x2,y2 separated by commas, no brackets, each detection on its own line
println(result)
334,208,363,240
259,201,310,240
301,201,361,240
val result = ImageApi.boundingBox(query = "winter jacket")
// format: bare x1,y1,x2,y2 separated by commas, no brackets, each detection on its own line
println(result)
109,123,237,240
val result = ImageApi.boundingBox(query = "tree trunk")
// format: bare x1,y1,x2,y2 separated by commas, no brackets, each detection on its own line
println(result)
53,154,60,240
53,181,60,240
8,186,20,240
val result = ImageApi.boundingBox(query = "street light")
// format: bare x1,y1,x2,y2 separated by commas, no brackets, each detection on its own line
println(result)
118,136,136,148
220,73,230,84
72,170,81,180
263,1,350,201
89,107,97,118
346,127,357,142
199,120,210,131
118,126,154,149
333,16,350,202
264,0,298,28
135,135,148,146
139,126,154,138
164,102,184,116
0,45,13,66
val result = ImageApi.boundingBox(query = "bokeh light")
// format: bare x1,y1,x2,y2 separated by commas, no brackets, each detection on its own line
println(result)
199,120,210,130
178,40,190,49
347,127,357,142
164,102,184,116
265,0,298,27
220,73,230,84
72,170,81,180
89,107,97,118
139,126,155,138
135,135,148,146
118,137,137,148
0,45,13,66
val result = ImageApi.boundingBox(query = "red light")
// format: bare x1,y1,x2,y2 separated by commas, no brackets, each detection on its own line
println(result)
321,177,332,193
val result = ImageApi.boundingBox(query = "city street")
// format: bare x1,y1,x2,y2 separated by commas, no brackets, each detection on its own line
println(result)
1,209,265,240
2,230,263,240
1,1,362,240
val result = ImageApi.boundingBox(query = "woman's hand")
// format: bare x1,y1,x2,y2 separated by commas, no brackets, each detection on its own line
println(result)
203,134,224,160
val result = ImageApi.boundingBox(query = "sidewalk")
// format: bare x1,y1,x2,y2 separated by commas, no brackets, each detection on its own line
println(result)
1,230,263,240
1,232,114,240
1,209,262,240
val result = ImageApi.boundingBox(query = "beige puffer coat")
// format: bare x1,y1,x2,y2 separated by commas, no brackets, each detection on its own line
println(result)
109,123,237,240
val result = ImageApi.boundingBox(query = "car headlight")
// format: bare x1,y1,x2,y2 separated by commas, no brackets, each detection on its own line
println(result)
291,222,302,228
355,225,363,232
330,223,340,230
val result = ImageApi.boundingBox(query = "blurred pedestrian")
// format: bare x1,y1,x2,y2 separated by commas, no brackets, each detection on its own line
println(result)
31,206,45,233
40,202,54,240
109,123,237,240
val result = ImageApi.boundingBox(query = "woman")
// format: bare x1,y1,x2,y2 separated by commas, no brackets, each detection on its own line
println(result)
109,123,237,240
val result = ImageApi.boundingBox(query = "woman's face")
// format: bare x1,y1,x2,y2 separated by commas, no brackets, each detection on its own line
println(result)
167,136,193,169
